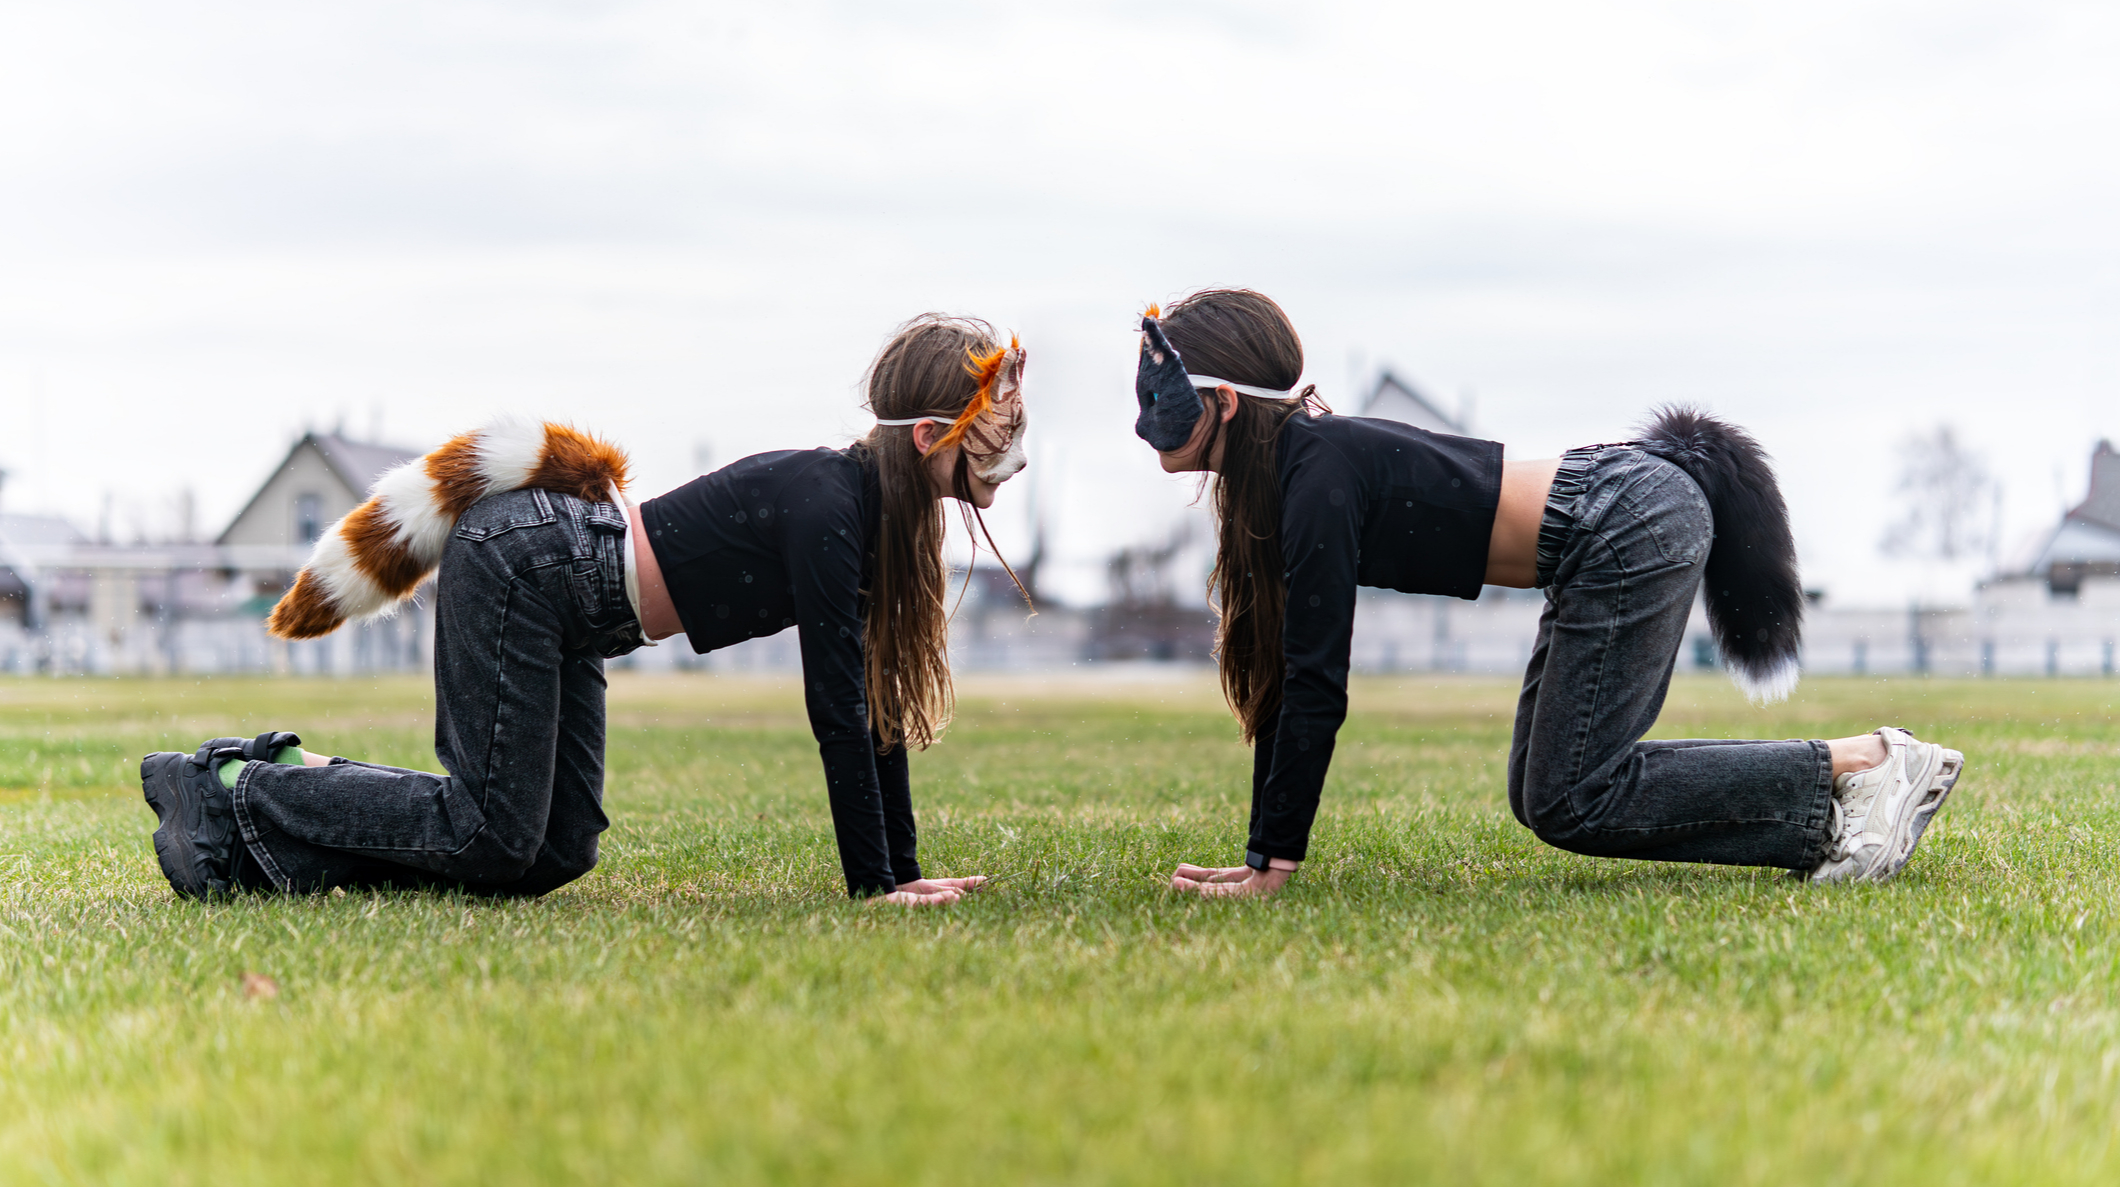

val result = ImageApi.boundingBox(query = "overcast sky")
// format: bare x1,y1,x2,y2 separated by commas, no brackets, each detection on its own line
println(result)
0,0,2112,607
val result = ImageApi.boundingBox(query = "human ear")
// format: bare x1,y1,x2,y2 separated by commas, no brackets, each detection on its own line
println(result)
1216,385,1240,423
911,420,938,455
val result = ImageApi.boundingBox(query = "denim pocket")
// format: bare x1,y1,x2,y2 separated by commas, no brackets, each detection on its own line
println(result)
567,511,631,638
454,488,557,541
1614,464,1710,566
567,556,611,628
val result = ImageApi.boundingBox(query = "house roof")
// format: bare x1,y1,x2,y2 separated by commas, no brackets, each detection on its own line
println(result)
215,431,420,545
0,513,93,597
2030,518,2120,571
0,513,91,550
1359,370,1465,435
2024,440,2119,575
312,433,421,494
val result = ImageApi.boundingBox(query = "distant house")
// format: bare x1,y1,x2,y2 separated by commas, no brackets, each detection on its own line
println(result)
1356,370,1467,435
1803,440,2120,677
0,512,92,622
0,429,429,675
1084,519,1218,664
219,432,419,548
2020,439,2118,598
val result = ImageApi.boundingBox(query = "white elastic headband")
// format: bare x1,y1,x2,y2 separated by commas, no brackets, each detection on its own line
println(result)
874,416,951,427
1189,375,1301,400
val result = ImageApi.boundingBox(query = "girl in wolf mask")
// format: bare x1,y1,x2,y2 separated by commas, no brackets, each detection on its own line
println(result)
1132,288,1963,898
141,314,1029,906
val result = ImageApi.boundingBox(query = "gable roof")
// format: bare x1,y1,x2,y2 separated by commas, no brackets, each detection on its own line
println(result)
1359,370,1465,435
311,434,421,495
0,512,91,550
215,431,421,545
2023,439,2120,576
0,513,92,598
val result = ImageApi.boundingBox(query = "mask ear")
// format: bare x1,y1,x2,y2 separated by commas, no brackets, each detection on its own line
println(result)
1134,315,1202,451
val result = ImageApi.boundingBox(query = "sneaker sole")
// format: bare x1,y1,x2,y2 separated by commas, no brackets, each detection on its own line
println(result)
1868,744,1963,882
1889,747,1963,874
141,752,209,899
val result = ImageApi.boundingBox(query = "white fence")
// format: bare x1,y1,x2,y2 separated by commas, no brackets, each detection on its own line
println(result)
1,577,2111,680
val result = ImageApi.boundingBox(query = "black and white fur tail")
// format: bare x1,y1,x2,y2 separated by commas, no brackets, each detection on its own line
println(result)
1635,406,1804,703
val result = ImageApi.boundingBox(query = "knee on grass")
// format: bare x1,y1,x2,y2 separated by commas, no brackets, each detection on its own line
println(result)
481,832,600,888
1513,791,1631,858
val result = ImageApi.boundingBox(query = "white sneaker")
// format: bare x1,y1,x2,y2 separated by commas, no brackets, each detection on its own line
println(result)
1807,726,1965,883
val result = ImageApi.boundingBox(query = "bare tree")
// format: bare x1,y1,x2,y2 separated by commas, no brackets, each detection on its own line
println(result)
1106,521,1194,607
1880,425,1996,561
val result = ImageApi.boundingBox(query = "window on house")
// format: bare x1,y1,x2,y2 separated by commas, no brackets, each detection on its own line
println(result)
295,493,322,544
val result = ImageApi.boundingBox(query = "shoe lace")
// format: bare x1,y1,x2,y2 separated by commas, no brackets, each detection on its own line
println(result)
1821,788,1883,864
1821,799,1853,861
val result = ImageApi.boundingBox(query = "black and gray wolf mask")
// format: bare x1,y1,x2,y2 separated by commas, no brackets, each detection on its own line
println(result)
1134,312,1204,452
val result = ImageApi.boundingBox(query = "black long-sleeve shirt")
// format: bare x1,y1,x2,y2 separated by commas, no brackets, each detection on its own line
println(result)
1247,414,1505,862
638,446,918,897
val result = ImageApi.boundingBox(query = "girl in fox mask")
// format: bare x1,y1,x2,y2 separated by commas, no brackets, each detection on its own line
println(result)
142,314,1029,906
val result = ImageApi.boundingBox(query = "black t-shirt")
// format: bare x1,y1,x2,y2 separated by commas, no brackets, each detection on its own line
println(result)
638,446,917,897
1248,414,1505,862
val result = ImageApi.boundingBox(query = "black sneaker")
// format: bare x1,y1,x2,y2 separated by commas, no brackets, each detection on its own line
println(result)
140,742,248,899
195,731,303,763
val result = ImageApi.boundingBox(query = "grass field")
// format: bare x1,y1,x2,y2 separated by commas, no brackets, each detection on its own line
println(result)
0,670,2112,1185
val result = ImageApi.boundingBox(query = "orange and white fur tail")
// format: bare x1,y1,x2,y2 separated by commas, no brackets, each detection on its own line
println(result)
267,417,630,640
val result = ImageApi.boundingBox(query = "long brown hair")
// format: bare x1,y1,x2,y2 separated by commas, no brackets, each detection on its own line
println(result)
1160,289,1322,742
853,314,1014,751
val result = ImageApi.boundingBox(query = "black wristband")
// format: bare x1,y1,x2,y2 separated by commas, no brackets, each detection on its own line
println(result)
1244,850,1271,872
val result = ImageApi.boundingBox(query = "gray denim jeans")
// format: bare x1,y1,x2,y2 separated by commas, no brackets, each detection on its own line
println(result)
232,488,646,896
1508,446,1832,870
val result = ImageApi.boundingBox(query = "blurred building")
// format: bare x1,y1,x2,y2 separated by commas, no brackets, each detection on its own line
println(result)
948,539,1091,670
2,423,2111,681
1084,522,1216,663
220,431,418,549
1801,439,2117,677
1356,370,1469,435
1349,440,2119,680
2018,438,2119,597
0,431,429,675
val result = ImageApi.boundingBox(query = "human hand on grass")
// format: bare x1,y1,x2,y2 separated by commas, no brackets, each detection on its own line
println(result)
872,876,988,907
1169,863,1294,899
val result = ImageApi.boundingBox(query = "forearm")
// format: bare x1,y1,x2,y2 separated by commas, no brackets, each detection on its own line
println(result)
794,603,896,896
1261,484,1356,864
1246,768,1331,860
818,738,896,896
874,736,921,885
1247,700,1342,861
